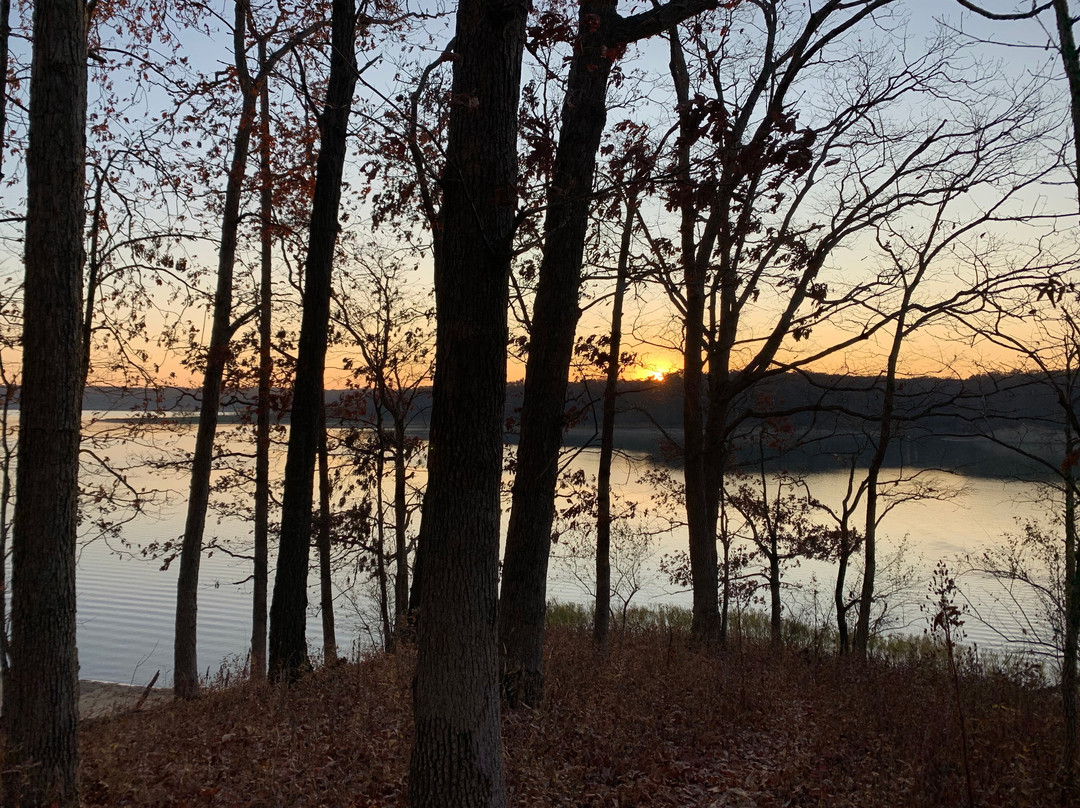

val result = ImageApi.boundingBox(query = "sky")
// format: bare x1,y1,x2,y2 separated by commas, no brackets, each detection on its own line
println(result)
0,0,1077,391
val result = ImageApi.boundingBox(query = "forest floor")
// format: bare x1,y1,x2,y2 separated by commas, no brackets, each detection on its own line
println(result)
74,625,1061,807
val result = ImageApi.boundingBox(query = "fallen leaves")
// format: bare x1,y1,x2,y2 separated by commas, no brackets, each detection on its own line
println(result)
73,627,1061,806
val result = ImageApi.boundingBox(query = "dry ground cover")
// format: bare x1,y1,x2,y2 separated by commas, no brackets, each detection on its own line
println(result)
73,627,1059,807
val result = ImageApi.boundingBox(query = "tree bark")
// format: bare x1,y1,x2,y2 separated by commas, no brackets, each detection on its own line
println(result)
318,402,337,663
3,0,86,801
854,282,911,655
0,0,10,182
393,417,409,628
251,37,273,682
769,545,782,646
835,542,851,655
0,385,13,706
498,0,618,708
407,0,528,801
1063,422,1079,791
374,403,392,650
268,0,357,682
174,0,256,699
497,0,723,709
669,26,723,647
593,198,635,656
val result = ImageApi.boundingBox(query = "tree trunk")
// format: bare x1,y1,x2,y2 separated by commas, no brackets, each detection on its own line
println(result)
0,386,13,706
393,417,409,631
1063,422,1079,792
835,543,850,655
0,0,11,711
268,0,356,682
669,26,722,647
174,0,256,699
3,0,86,801
593,198,635,656
374,405,392,651
0,0,10,182
1053,0,1080,206
251,38,273,682
318,402,337,663
769,547,782,646
498,0,617,709
496,0,722,707
854,301,909,656
407,0,528,802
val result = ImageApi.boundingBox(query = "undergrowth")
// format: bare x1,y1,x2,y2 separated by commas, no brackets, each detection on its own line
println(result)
68,614,1060,807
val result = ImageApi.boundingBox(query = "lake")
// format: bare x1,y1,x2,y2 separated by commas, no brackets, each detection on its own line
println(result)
62,416,1060,686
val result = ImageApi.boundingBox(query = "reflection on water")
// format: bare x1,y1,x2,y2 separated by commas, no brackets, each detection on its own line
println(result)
71,417,1060,684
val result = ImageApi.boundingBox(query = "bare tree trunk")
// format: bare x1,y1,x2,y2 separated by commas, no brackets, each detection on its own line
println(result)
268,0,356,682
1053,0,1080,207
407,0,528,801
854,302,909,656
80,170,105,392
497,0,722,708
769,546,782,646
0,0,11,713
317,402,336,663
393,418,409,631
593,198,635,656
498,0,617,709
0,383,13,706
669,26,721,647
2,0,86,801
835,542,851,655
251,37,273,682
374,404,392,651
0,0,10,182
1063,422,1079,792
174,0,256,699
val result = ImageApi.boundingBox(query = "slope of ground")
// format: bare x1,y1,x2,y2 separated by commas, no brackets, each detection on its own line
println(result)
74,627,1057,807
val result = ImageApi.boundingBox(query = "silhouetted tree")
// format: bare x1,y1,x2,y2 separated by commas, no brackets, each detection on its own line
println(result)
2,0,86,802
269,0,358,682
406,0,530,800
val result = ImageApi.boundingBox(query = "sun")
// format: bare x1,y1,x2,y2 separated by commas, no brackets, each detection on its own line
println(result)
647,369,666,382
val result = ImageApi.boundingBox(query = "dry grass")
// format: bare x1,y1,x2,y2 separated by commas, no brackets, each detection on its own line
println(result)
73,626,1060,807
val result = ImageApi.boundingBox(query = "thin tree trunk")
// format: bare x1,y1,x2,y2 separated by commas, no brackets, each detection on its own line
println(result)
498,0,617,708
496,0,722,707
251,37,273,682
318,402,336,663
393,417,409,631
1063,420,1079,792
835,543,850,655
374,404,392,651
854,297,911,656
593,198,635,656
407,0,528,800
0,383,13,707
0,0,10,180
80,170,105,392
268,0,356,682
3,0,86,800
769,547,782,646
0,0,10,711
1053,0,1080,207
670,26,721,647
174,0,256,699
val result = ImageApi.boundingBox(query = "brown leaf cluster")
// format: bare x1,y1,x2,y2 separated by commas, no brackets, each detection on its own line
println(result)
76,628,1059,806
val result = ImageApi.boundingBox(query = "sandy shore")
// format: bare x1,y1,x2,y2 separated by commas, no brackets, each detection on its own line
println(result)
79,679,169,720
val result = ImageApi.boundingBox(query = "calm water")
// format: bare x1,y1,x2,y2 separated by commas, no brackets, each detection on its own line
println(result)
66,417,1058,685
